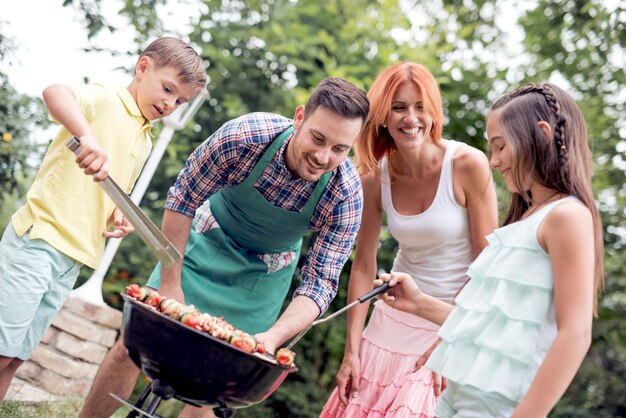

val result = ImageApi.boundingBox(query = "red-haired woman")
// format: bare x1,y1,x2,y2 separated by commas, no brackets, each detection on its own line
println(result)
321,62,498,417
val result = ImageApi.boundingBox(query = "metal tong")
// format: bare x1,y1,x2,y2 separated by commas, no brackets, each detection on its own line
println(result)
66,136,182,268
285,282,391,350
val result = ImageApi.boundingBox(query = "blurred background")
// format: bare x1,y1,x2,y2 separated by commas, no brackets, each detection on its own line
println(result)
0,0,625,416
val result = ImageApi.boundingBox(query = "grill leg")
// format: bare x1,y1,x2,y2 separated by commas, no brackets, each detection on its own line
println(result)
150,379,176,400
145,394,162,416
125,384,153,418
141,379,176,417
212,402,234,418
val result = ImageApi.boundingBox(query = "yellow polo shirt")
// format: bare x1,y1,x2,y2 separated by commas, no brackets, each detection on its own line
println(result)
12,83,152,269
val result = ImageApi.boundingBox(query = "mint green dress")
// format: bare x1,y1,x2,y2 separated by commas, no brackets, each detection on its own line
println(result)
147,127,331,334
426,198,576,406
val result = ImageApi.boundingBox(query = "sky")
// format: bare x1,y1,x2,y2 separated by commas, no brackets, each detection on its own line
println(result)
1,0,528,99
1,1,138,97
1,0,198,98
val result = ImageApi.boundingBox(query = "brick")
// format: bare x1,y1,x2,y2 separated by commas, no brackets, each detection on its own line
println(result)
99,328,120,347
15,361,42,381
56,333,109,364
30,346,98,380
52,309,119,346
7,377,58,402
63,296,123,329
37,369,92,397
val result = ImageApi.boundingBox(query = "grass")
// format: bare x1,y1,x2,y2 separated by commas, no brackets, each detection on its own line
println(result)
0,397,183,418
2,375,185,417
0,399,83,418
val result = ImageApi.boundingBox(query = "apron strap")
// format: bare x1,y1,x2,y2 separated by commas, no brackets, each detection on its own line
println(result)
242,126,294,186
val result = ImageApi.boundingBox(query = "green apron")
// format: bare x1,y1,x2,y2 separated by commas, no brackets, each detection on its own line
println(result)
147,127,331,334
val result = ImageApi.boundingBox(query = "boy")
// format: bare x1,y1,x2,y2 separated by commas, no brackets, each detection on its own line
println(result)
0,37,207,401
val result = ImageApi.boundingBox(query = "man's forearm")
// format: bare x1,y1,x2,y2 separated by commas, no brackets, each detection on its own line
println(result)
265,296,320,347
159,209,193,287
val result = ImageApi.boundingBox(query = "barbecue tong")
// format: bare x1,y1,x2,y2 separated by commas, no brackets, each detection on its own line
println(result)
66,136,182,268
286,282,391,350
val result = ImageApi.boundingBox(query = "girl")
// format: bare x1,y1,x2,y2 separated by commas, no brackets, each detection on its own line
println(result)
375,83,604,417
321,62,497,417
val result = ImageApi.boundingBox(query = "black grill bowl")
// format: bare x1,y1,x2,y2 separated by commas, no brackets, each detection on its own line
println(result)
121,294,296,408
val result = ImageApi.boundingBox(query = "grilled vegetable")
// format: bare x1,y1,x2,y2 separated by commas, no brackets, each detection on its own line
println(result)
276,348,295,368
180,312,203,331
144,289,163,309
229,331,257,353
126,284,149,301
125,286,265,354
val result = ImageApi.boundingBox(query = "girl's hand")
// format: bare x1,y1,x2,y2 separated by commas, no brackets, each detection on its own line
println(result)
102,208,135,238
415,338,440,370
415,338,447,396
374,272,423,314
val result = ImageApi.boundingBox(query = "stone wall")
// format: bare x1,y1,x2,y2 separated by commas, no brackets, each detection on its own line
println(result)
14,296,122,397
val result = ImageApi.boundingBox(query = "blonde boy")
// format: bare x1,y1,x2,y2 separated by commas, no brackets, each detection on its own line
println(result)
0,37,207,401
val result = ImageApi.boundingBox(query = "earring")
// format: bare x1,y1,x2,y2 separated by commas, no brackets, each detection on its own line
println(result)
381,124,387,128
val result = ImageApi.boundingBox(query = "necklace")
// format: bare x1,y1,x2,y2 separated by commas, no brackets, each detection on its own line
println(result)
523,190,560,219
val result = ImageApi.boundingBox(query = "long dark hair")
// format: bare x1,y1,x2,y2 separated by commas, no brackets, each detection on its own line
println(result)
490,83,604,312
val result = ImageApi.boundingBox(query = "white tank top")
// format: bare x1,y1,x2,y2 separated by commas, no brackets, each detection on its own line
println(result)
381,140,473,303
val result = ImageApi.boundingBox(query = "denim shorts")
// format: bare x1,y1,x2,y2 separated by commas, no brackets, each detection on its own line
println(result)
0,224,81,360
436,380,519,418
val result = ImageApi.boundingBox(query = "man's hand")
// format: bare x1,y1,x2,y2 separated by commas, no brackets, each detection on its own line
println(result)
102,208,134,238
75,134,110,181
336,351,361,405
253,332,278,355
256,296,320,353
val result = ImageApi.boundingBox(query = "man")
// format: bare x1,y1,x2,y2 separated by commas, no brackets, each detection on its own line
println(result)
80,77,369,418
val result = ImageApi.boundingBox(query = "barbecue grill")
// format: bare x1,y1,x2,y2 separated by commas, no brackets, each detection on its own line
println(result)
117,294,297,418
117,281,390,417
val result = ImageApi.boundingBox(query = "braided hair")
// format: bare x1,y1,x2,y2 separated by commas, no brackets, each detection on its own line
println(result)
489,83,605,312
493,83,568,164
491,83,575,224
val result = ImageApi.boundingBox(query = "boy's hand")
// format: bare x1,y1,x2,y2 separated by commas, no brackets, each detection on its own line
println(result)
103,208,134,238
75,134,110,181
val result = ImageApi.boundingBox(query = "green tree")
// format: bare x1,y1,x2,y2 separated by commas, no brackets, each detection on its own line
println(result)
57,0,626,416
0,25,49,232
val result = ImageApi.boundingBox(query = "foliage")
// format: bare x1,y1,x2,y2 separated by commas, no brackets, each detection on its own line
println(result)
0,26,49,234
3,0,625,416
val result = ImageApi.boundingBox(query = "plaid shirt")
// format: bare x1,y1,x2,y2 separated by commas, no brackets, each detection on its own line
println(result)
166,112,363,314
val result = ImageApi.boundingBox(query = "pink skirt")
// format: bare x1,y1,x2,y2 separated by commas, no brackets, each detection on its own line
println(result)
320,300,441,418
